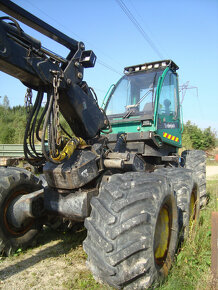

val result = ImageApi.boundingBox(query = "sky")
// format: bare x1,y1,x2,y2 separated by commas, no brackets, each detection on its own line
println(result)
0,0,218,133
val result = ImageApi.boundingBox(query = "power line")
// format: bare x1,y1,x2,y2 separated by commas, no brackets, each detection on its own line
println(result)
97,60,122,76
21,0,123,75
127,0,169,58
115,0,164,59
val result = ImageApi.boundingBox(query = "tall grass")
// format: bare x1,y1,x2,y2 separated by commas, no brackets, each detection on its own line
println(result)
156,179,217,289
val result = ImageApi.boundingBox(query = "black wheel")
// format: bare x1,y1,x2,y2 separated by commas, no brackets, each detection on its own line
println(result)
154,168,200,240
0,167,43,255
181,150,206,207
83,172,178,289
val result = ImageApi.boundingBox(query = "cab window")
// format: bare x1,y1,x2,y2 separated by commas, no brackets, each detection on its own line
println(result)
106,71,162,117
157,70,179,129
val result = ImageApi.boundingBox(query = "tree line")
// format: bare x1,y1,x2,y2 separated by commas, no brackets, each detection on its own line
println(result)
182,120,216,151
0,97,216,151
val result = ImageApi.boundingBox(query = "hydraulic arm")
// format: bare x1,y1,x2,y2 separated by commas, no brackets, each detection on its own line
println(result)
0,0,108,165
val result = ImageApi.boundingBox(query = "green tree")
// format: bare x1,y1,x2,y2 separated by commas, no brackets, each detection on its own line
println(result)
202,127,216,150
0,127,15,143
182,121,216,151
3,95,10,109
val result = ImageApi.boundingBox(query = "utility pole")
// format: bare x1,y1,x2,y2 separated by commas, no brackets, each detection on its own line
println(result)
179,82,199,104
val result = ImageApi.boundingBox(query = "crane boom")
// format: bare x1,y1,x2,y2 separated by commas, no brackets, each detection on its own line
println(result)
0,0,79,51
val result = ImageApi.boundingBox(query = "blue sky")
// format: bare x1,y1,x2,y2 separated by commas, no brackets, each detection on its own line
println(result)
0,0,218,133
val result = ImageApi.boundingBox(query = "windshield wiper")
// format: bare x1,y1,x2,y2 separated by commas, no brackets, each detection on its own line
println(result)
123,89,152,119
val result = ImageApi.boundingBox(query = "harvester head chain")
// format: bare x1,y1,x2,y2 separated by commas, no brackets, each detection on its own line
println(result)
52,71,63,146
24,87,33,114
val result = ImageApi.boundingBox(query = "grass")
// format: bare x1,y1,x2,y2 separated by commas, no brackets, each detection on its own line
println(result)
62,271,112,290
155,178,218,290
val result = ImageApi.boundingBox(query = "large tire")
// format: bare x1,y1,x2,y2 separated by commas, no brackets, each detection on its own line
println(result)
154,167,200,240
181,150,206,207
0,167,43,256
83,172,178,289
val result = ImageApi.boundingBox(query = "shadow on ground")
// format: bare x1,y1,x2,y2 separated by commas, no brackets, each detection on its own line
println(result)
0,223,86,281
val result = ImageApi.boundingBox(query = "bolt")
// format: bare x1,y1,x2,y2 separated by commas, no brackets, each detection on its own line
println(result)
77,72,83,79
67,79,71,85
80,43,85,50
75,61,80,67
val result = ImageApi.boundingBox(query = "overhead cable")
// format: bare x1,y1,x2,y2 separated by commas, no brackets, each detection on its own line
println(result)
127,0,169,57
97,60,123,76
116,0,164,59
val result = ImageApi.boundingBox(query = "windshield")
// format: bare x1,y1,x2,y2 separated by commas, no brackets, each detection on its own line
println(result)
105,70,163,118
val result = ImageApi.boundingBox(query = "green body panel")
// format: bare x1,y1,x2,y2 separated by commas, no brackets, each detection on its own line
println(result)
105,64,182,148
157,128,182,147
110,120,155,134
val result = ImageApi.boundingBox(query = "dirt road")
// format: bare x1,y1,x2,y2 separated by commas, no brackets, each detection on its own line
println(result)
206,166,218,179
0,227,110,290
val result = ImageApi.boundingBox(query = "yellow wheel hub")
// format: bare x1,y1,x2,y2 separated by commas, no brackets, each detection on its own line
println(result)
154,206,170,263
189,191,196,223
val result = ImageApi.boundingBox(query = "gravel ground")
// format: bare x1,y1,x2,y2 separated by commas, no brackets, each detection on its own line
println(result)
0,229,90,290
206,166,218,179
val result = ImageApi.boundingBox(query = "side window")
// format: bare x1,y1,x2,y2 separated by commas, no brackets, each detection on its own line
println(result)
157,70,179,129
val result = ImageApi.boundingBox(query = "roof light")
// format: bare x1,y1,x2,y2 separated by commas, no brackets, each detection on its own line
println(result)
124,60,179,74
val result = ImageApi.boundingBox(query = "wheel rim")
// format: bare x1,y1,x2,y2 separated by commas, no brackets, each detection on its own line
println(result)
154,205,171,264
3,191,34,236
189,187,197,223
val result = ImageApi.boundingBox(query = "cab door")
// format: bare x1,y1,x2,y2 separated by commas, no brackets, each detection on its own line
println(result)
156,68,182,147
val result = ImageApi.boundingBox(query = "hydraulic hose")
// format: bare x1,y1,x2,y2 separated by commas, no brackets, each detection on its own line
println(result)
24,90,45,166
29,91,43,157
36,98,49,142
24,89,84,166
41,93,57,163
